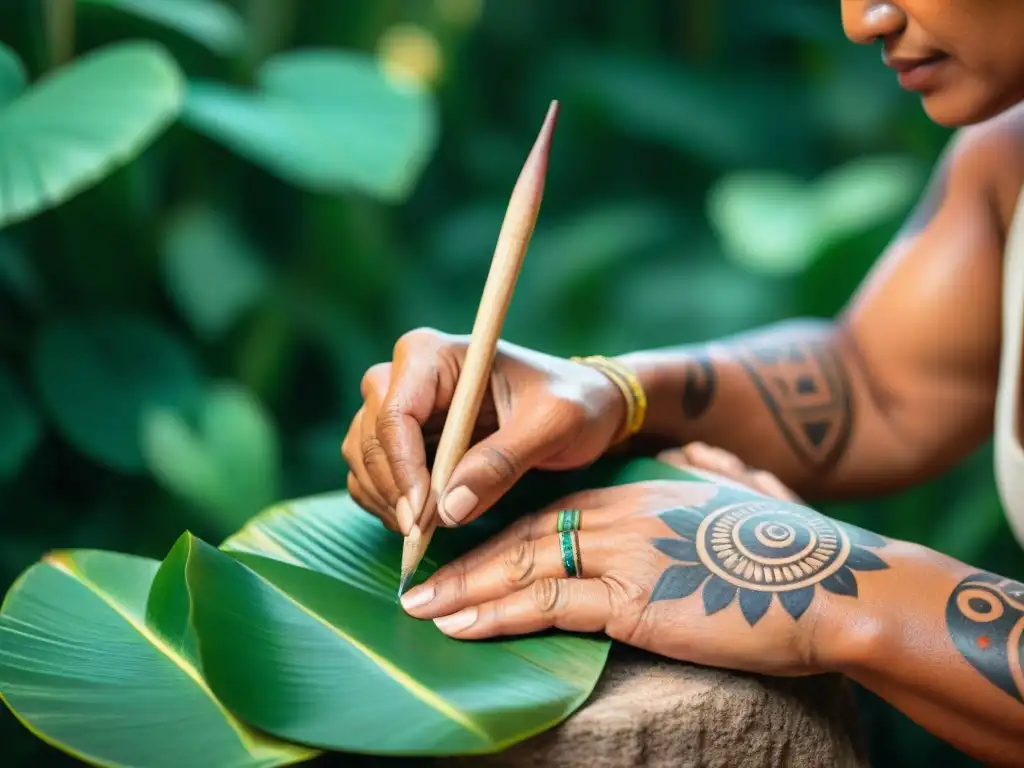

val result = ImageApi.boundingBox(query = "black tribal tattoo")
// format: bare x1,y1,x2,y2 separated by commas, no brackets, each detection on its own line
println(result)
736,339,853,472
647,486,888,626
681,356,716,419
946,572,1024,704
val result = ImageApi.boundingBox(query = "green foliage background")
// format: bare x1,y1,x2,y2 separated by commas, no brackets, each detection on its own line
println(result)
0,1,1018,766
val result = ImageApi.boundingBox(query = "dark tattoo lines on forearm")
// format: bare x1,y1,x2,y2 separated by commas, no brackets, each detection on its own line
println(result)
646,485,888,626
681,356,716,419
738,339,853,471
682,339,854,471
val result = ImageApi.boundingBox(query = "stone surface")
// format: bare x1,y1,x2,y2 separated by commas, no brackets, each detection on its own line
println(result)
451,644,869,768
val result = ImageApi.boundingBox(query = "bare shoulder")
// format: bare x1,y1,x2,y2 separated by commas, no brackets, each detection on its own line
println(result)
949,102,1024,234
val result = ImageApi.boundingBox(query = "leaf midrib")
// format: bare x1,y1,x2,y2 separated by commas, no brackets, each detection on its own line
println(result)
42,552,314,765
235,560,491,744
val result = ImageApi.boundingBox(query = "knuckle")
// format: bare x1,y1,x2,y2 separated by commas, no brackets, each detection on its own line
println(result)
502,539,536,586
619,578,649,610
721,452,747,470
604,567,648,610
530,578,563,614
360,363,390,399
395,326,444,354
434,559,468,599
429,560,454,583
341,411,365,464
347,474,377,514
602,576,647,643
656,448,688,467
451,567,469,601
478,445,522,485
341,435,356,466
361,433,387,466
508,510,539,542
375,404,405,444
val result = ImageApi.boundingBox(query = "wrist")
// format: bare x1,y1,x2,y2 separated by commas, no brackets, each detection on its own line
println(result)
614,349,711,444
808,598,886,677
570,355,647,447
808,539,927,677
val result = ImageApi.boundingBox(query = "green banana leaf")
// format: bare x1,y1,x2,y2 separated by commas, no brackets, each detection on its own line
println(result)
0,456,699,765
0,549,316,768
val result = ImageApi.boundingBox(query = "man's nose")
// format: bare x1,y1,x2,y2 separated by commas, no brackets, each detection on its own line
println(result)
841,2,907,45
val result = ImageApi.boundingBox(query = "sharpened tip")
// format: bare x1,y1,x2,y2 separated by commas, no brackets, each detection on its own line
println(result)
398,570,412,597
517,99,559,192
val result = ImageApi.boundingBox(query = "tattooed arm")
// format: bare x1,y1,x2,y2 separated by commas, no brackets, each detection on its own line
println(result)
344,112,1020,532
841,550,1024,767
617,119,1013,500
403,480,1024,767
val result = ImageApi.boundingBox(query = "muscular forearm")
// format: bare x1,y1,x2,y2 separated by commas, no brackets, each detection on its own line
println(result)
616,318,945,501
819,538,1024,766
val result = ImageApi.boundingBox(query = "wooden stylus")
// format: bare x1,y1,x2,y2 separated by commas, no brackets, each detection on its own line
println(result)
398,99,561,595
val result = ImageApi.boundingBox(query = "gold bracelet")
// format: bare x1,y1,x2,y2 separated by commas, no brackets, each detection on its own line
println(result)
570,355,648,444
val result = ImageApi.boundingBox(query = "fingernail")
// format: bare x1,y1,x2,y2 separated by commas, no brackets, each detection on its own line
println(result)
440,486,478,526
396,496,413,533
400,584,434,611
434,607,477,634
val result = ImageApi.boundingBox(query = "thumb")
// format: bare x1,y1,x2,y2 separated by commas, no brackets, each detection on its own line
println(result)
434,413,566,527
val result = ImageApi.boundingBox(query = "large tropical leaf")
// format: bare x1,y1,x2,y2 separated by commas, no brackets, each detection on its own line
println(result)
166,457,699,755
77,0,247,57
160,204,270,340
142,381,281,534
181,49,439,200
0,41,183,229
0,42,26,107
32,313,204,472
0,456,701,762
150,532,609,756
0,549,316,768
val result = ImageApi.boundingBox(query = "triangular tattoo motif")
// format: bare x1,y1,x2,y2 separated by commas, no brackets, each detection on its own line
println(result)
736,340,852,470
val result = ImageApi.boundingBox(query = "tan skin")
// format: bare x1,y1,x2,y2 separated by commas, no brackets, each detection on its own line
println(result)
341,2,1024,764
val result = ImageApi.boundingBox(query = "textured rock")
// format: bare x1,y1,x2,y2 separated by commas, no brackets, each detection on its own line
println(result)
454,644,869,768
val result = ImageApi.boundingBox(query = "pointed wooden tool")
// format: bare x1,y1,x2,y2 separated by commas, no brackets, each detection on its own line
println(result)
398,99,561,595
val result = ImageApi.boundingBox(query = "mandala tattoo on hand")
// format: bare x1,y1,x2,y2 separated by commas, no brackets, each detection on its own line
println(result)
648,487,888,626
946,572,1024,704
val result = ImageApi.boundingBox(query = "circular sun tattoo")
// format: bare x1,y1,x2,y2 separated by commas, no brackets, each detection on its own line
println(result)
649,489,889,626
696,501,851,592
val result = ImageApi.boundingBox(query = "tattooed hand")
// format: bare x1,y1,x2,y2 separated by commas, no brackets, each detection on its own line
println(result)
400,479,889,677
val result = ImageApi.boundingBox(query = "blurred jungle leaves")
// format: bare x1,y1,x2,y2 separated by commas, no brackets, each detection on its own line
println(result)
142,381,280,531
161,204,269,340
0,2,1013,767
32,314,203,472
0,41,183,229
182,50,440,199
77,0,248,56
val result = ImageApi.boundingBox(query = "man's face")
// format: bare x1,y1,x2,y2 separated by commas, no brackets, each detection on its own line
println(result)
841,1,1024,126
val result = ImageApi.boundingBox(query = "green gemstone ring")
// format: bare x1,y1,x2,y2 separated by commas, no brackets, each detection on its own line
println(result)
557,508,581,533
559,529,582,578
